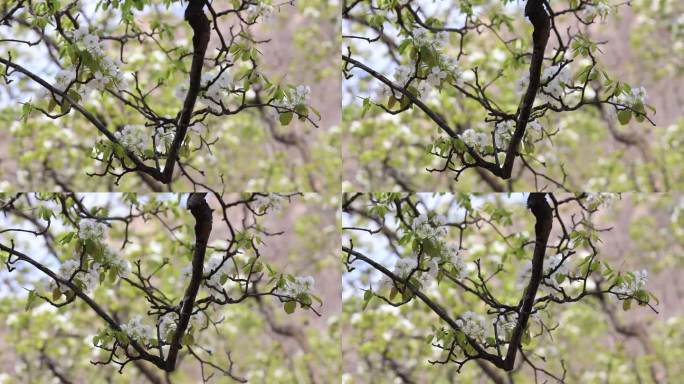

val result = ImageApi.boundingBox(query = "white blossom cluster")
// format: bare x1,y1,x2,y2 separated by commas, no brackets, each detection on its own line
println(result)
278,275,315,298
246,2,274,21
114,125,150,155
203,255,233,287
515,64,572,107
455,311,487,342
527,119,544,138
393,257,419,278
494,120,514,149
539,64,572,107
583,2,611,21
253,193,285,213
614,270,648,296
411,213,447,241
609,86,647,110
121,316,154,344
78,219,107,240
441,245,467,279
199,70,235,112
95,247,131,280
585,192,615,210
54,69,77,93
158,311,207,342
67,24,124,94
275,85,312,110
459,129,489,152
542,253,571,290
412,27,448,49
494,312,519,341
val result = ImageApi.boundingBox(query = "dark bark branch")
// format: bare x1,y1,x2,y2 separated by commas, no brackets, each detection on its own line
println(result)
500,0,551,179
161,0,211,182
503,192,553,369
164,192,212,370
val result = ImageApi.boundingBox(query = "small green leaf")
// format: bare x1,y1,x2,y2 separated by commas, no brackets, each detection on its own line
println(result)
279,111,293,126
617,109,632,125
284,300,296,314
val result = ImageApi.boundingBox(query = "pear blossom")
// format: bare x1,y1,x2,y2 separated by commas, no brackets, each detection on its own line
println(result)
204,255,232,287
583,2,611,21
460,129,488,152
114,125,149,155
614,270,648,296
253,193,285,213
78,219,106,240
411,213,447,240
121,316,154,344
494,120,515,149
393,257,418,278
527,120,543,138
456,311,486,341
279,275,315,297
609,86,647,110
585,192,615,210
426,66,447,87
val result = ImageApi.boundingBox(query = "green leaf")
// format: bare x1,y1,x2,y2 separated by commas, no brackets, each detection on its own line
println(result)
617,109,632,125
284,300,296,314
279,111,293,126
52,288,62,301
622,299,632,311
25,290,38,311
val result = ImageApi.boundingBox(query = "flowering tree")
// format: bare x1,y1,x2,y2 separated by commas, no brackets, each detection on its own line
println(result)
340,1,677,192
0,0,333,192
0,192,336,382
342,192,663,381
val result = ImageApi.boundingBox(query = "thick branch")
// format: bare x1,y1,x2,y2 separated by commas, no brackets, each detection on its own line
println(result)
164,192,212,370
500,0,550,179
503,192,553,369
161,0,211,182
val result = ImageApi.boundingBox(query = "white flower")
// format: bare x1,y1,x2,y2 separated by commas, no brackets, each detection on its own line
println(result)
609,86,647,110
584,2,611,21
204,255,232,287
456,311,486,341
539,64,572,107
585,193,615,210
114,125,149,155
78,219,106,240
158,313,178,341
494,312,518,341
542,253,570,289
527,120,543,138
411,213,447,240
393,257,418,278
58,259,80,279
89,71,108,91
121,316,154,344
494,120,515,149
292,85,311,106
442,246,467,279
393,65,413,86
154,128,174,152
614,270,648,296
72,25,89,41
54,69,77,92
247,3,274,21
426,66,447,87
253,194,285,213
279,275,315,297
460,129,489,152
82,33,102,54
416,81,430,96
